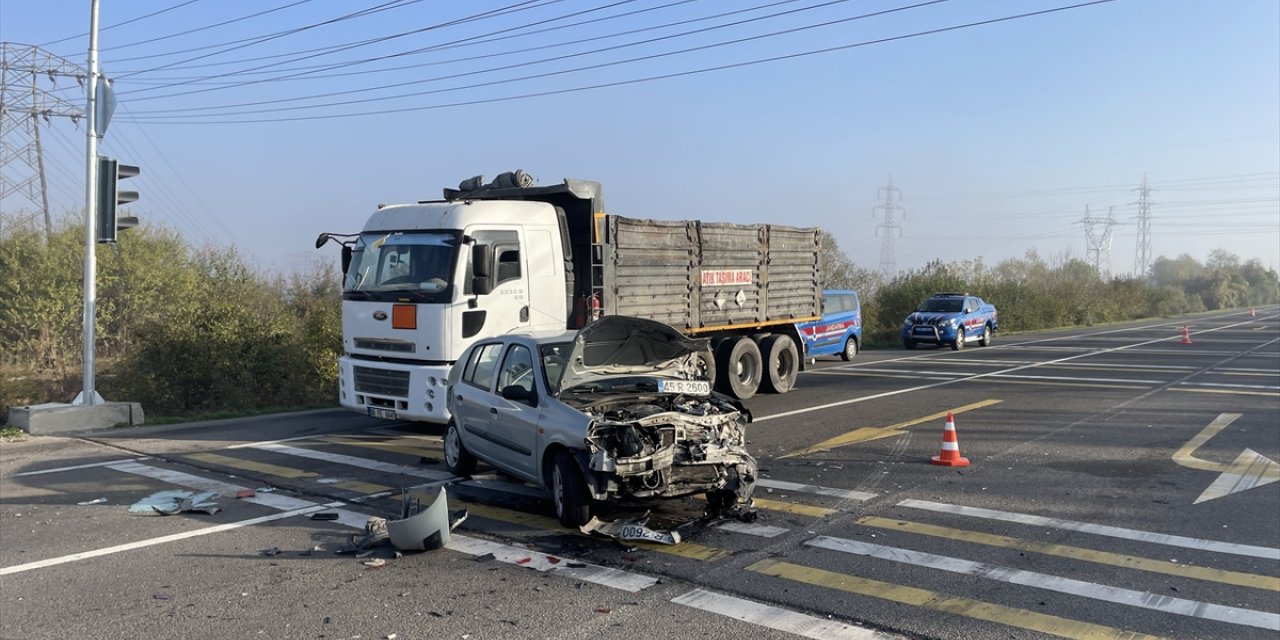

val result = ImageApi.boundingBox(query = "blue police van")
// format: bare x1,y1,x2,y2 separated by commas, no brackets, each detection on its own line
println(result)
797,289,862,361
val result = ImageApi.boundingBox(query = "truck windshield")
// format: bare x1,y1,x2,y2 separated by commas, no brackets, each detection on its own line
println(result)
345,231,459,297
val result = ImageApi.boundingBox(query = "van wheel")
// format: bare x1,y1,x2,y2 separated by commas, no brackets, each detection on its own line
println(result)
552,453,591,527
979,324,993,347
841,336,858,361
760,335,798,394
717,337,762,400
904,339,917,350
444,420,476,476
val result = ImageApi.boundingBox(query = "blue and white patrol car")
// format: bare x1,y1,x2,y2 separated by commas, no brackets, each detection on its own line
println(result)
797,290,862,361
901,292,997,351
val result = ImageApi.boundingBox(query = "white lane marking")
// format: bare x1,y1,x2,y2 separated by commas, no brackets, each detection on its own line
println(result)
900,499,1280,560
714,521,789,538
252,443,456,481
991,373,1160,384
756,479,876,501
807,536,1280,630
759,317,1264,424
1179,381,1280,391
13,457,150,477
225,434,319,449
0,504,331,576
444,536,657,592
672,588,894,639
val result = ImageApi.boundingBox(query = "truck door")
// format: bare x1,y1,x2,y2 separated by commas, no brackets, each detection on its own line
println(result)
462,229,530,340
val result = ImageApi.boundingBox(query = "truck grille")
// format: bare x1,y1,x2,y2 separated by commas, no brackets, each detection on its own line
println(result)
354,366,410,397
354,338,415,353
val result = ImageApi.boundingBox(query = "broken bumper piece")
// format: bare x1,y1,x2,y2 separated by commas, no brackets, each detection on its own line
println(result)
385,486,468,552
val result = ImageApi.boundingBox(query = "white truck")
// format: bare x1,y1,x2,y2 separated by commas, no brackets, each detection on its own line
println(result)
317,170,822,425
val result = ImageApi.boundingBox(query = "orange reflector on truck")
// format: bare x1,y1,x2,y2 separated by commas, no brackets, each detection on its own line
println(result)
392,304,417,329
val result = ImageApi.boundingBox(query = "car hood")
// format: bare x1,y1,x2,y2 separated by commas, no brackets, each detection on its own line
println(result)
559,316,712,396
906,311,960,325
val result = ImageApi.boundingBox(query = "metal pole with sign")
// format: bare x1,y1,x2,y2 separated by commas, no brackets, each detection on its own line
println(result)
73,0,102,406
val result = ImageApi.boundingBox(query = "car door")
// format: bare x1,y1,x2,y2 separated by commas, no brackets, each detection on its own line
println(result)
484,343,541,479
452,341,505,463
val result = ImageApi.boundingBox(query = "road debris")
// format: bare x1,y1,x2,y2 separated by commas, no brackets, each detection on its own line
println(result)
77,498,108,506
311,512,340,521
260,547,282,557
256,487,276,493
362,558,387,569
337,517,389,555
235,489,256,499
580,513,681,545
128,490,220,516
385,486,468,552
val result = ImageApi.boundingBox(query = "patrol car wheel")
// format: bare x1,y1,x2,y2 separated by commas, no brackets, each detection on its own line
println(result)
979,324,993,347
841,336,858,361
903,339,917,350
951,328,965,351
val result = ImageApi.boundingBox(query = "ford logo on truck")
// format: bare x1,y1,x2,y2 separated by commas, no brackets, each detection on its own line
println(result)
372,311,388,321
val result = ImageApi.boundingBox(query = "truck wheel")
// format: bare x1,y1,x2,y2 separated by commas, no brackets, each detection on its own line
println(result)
717,337,762,400
951,328,965,351
444,420,477,476
552,453,591,527
903,339,917,350
841,336,858,361
979,324,993,347
760,335,798,394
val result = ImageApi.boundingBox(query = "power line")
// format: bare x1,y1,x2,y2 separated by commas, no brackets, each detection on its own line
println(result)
116,0,1122,125
38,0,205,49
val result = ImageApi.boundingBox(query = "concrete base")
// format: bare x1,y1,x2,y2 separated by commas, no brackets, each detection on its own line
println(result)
8,402,145,435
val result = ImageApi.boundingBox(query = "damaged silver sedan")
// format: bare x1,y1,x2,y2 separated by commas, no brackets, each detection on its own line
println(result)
445,316,757,527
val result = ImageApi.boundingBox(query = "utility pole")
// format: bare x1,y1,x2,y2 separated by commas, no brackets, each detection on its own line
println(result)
74,0,103,406
0,43,85,241
1132,174,1153,277
873,178,904,277
1080,205,1118,277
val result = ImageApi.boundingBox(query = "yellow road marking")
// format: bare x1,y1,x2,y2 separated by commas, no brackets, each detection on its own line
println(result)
783,399,1001,458
328,480,392,494
750,497,837,518
185,452,318,479
746,559,1165,640
857,516,1280,592
445,500,730,561
322,436,444,458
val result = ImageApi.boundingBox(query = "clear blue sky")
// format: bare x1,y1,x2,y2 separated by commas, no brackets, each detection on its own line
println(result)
3,0,1277,277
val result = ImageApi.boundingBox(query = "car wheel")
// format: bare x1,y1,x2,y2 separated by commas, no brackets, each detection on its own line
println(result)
979,324,993,347
444,420,477,476
951,327,965,351
841,336,858,361
760,335,798,394
552,453,591,527
694,350,717,389
903,339,916,350
716,337,762,400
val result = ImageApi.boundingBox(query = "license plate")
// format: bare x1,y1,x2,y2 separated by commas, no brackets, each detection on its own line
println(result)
367,407,397,420
913,327,931,335
658,379,711,396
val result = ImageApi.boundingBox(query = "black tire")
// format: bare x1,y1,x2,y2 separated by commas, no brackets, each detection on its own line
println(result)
552,453,591,527
903,339,917,350
444,420,477,476
840,336,858,361
716,337,762,400
694,350,717,389
760,335,799,394
978,323,993,347
951,327,965,351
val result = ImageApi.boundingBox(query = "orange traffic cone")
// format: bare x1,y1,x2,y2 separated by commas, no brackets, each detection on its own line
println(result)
931,412,970,467
1180,325,1192,345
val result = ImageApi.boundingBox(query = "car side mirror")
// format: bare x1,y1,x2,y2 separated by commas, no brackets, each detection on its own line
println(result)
500,385,537,407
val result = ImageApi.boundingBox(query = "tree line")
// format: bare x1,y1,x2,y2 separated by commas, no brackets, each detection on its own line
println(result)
1,219,1275,421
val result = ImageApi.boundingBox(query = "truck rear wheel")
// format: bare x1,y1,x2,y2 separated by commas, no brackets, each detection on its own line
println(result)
760,335,799,394
716,337,762,400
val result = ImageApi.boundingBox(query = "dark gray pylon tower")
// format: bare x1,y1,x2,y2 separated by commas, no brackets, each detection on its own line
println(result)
873,177,904,277
1080,205,1118,277
1132,174,1153,277
0,43,86,240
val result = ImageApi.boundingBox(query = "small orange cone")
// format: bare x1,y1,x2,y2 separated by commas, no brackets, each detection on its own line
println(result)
1180,325,1192,345
931,411,970,467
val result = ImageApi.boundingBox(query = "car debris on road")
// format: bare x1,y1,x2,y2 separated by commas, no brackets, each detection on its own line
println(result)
127,490,220,516
580,513,682,546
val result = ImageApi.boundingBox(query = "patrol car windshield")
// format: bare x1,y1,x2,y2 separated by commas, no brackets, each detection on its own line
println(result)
344,231,460,300
918,298,964,313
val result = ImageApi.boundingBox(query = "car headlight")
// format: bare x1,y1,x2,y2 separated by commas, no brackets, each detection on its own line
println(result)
948,318,959,327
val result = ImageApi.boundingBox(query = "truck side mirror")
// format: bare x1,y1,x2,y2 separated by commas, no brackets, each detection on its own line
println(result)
471,244,493,295
341,245,353,277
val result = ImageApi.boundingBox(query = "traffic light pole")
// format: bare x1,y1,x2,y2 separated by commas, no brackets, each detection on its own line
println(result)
74,0,103,406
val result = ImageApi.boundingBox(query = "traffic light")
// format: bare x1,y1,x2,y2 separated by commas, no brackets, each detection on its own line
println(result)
96,155,139,243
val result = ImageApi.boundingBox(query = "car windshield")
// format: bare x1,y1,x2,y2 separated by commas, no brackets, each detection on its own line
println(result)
344,231,459,298
918,298,963,313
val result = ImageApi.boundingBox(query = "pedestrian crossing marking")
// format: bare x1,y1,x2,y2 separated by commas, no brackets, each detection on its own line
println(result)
745,559,1165,640
856,515,1280,592
184,452,319,479
321,436,444,459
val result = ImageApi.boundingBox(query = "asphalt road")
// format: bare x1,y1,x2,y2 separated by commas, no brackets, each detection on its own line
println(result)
2,307,1277,640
